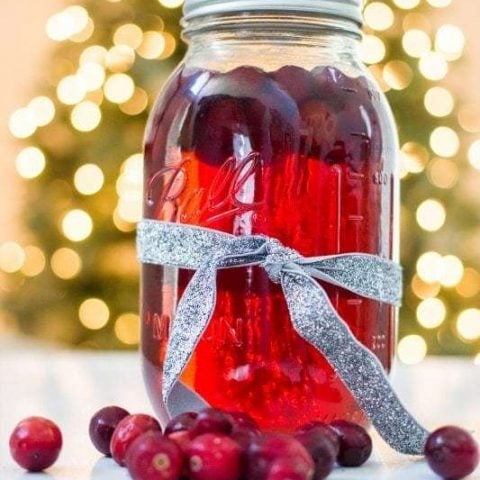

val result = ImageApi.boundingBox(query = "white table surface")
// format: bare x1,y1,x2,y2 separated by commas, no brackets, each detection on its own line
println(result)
1,341,480,479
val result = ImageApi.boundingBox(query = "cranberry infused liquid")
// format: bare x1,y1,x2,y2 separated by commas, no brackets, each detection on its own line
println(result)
141,5,399,431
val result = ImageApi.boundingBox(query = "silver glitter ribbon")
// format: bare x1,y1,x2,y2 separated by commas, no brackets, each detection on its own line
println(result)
137,219,429,455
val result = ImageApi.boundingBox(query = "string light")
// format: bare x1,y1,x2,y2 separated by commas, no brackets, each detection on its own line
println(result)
15,147,46,179
159,0,184,8
416,251,443,283
137,31,166,59
364,2,395,31
456,309,480,341
113,23,143,49
51,248,82,279
402,29,431,58
77,63,106,91
398,335,427,365
416,199,446,232
9,108,37,139
383,61,413,90
419,52,448,81
74,164,105,195
424,87,454,117
57,75,87,105
71,101,102,132
61,209,93,242
79,298,110,330
435,24,465,60
416,298,446,329
106,45,135,72
46,6,90,42
361,35,386,64
468,140,480,170
440,256,464,288
429,126,459,157
0,242,26,273
104,74,135,103
80,45,107,66
28,96,55,126
114,313,140,345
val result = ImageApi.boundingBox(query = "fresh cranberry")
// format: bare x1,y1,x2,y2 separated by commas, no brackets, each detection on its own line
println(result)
190,408,233,437
267,458,314,480
296,422,341,457
246,433,315,480
295,429,337,479
228,411,259,431
168,430,192,455
231,424,261,451
89,405,129,456
125,431,184,480
330,420,372,467
9,417,62,472
425,426,479,480
110,414,161,466
187,433,243,480
272,66,316,103
165,412,198,435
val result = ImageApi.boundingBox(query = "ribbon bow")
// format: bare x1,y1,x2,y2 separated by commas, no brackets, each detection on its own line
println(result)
137,220,428,455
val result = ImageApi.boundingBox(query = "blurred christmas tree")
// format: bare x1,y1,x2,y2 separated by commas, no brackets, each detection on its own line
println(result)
1,0,479,357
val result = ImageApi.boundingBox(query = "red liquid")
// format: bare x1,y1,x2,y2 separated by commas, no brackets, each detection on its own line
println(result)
142,65,396,430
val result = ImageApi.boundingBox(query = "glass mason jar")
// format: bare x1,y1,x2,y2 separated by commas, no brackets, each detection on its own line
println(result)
142,0,399,431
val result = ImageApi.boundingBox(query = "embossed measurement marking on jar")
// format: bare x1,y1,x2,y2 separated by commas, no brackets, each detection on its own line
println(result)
145,311,170,341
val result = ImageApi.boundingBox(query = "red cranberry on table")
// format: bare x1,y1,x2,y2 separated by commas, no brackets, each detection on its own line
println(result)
296,422,341,457
295,428,337,479
246,433,315,480
9,417,62,472
186,433,243,480
330,420,372,467
125,431,184,480
110,413,161,466
425,426,479,480
190,408,233,437
267,458,314,480
168,430,193,455
89,405,129,456
165,411,198,435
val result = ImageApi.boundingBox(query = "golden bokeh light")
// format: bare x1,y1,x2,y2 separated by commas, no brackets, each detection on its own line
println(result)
70,17,94,43
71,101,102,132
417,251,443,284
159,32,177,60
456,309,480,341
393,0,420,8
458,104,480,133
400,142,429,174
419,52,448,81
435,24,465,60
74,164,105,195
361,35,386,65
9,108,37,139
457,269,480,298
411,274,441,300
416,199,446,232
159,0,184,8
51,248,82,279
0,242,26,273
77,63,106,91
114,23,143,49
468,140,480,170
427,158,459,189
61,209,93,242
106,45,136,72
116,154,143,224
119,87,149,116
416,298,446,329
21,246,46,277
383,61,413,90
113,209,137,232
28,96,55,126
429,126,460,157
16,147,46,179
114,313,140,345
79,298,110,330
104,74,135,104
137,31,166,59
364,2,395,31
80,45,107,66
57,75,87,105
427,0,452,6
440,256,464,288
398,335,427,365
46,6,90,42
424,87,454,117
402,29,431,58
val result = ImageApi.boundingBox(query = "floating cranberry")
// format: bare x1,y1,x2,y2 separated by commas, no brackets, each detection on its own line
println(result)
246,433,315,480
267,458,314,480
295,428,337,479
9,417,62,472
187,433,243,480
272,66,316,103
296,422,341,457
126,431,184,480
165,412,198,435
425,426,479,480
110,414,161,466
89,405,129,456
330,420,372,467
190,408,233,437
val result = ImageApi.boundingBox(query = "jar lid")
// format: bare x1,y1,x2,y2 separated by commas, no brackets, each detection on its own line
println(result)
183,0,364,25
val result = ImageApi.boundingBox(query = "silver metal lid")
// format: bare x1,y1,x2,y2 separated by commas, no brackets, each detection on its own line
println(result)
183,0,363,25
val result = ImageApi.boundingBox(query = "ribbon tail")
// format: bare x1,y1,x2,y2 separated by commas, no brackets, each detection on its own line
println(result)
162,261,219,417
281,271,429,455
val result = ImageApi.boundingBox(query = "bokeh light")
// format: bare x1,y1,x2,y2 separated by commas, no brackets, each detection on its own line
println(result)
440,255,464,288
393,0,420,9
424,87,454,117
57,75,87,105
16,147,46,179
383,61,413,90
137,31,166,59
104,74,135,103
416,199,446,232
458,104,480,133
77,63,106,91
429,126,460,157
61,209,93,242
79,298,110,330
427,158,459,189
402,29,431,58
9,108,37,139
457,269,480,298
398,335,427,365
435,24,465,60
51,248,82,279
28,96,55,126
119,87,149,115
74,164,105,195
71,101,102,132
456,309,480,341
419,52,448,80
106,45,135,72
80,45,107,66
159,0,184,8
416,298,446,329
411,274,441,300
114,313,140,345
468,140,480,170
364,2,395,31
114,24,143,49
46,6,90,42
0,242,26,273
417,251,444,283
400,142,429,174
21,246,46,277
427,0,451,6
